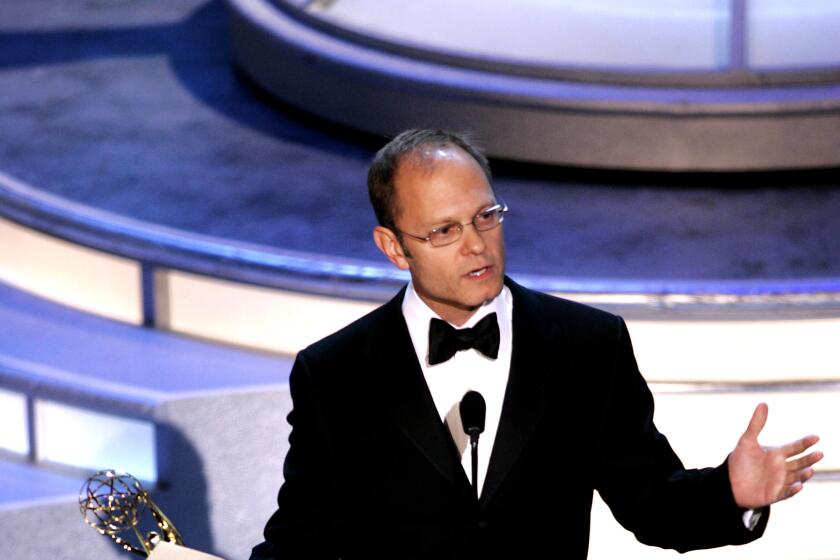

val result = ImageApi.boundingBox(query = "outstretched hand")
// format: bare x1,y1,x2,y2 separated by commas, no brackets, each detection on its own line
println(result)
728,403,823,509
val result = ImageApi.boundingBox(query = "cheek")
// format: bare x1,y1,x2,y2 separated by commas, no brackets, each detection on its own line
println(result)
493,234,506,256
415,256,451,285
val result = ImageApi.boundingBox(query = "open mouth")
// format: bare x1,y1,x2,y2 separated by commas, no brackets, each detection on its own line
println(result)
467,266,490,278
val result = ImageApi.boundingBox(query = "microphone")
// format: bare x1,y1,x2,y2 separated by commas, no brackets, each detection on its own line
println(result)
460,390,486,442
459,390,486,500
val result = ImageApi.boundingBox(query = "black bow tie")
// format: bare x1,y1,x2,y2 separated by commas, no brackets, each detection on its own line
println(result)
428,313,500,366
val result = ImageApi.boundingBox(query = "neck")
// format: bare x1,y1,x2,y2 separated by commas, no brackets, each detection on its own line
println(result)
422,298,479,326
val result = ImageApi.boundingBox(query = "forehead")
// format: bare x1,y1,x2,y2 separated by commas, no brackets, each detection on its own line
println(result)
394,145,493,224
404,142,465,170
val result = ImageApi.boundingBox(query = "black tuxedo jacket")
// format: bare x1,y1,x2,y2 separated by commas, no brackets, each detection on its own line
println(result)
252,278,767,559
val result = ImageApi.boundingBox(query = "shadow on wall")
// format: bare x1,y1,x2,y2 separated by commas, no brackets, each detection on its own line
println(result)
155,420,216,555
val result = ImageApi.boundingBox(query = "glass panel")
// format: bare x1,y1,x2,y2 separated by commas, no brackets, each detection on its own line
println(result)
35,400,157,483
308,0,732,71
748,0,840,68
0,217,143,325
0,388,29,455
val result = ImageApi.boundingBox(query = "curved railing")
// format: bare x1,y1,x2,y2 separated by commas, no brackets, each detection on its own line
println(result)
4,169,840,322
273,0,840,86
227,0,840,170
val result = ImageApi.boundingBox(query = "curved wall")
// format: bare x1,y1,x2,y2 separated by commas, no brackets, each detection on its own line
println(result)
228,0,840,171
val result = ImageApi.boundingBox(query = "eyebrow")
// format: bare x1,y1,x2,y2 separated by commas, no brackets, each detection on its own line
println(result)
428,200,497,228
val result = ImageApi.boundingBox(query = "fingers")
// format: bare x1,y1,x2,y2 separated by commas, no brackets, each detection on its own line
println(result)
780,434,820,458
785,481,804,500
743,402,769,440
780,451,823,499
784,466,815,486
785,449,824,471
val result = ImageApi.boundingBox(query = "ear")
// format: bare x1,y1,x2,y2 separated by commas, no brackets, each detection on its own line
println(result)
373,226,410,270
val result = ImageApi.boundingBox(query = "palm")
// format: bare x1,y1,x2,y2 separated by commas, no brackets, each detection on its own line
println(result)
728,403,822,509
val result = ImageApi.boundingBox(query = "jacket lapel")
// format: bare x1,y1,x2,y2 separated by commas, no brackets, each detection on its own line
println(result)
365,288,468,490
481,278,563,505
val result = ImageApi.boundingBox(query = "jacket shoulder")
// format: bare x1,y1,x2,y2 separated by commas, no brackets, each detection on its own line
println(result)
298,289,404,362
536,290,618,324
510,279,623,333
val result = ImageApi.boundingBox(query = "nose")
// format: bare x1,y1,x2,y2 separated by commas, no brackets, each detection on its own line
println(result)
460,222,487,255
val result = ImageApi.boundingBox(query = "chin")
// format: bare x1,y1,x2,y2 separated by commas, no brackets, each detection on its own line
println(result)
478,283,504,305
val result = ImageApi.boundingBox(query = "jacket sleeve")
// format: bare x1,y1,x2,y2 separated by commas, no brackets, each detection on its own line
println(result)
250,351,344,560
593,317,768,552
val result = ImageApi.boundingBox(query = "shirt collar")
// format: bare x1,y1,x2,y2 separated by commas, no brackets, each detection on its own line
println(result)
403,281,505,326
402,280,511,367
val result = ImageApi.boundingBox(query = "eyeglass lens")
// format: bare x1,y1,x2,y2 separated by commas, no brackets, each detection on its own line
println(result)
428,205,506,247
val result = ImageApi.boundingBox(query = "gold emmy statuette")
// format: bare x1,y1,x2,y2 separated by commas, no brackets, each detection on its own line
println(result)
79,470,184,557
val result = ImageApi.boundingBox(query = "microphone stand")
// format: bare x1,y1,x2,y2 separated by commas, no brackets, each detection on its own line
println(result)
460,390,486,502
468,428,480,501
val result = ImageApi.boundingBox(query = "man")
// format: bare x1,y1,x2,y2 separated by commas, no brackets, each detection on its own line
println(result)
251,129,822,559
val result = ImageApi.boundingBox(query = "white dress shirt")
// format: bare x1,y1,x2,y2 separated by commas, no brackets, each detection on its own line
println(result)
402,281,513,497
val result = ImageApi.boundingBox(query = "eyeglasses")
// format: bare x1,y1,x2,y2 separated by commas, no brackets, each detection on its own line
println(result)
397,202,508,248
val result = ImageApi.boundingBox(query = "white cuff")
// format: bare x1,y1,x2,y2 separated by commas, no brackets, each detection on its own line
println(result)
742,509,762,531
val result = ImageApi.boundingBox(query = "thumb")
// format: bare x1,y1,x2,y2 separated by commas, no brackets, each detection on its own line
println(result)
743,402,768,441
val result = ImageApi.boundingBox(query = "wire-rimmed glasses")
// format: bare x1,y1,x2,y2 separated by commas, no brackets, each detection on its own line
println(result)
397,202,508,247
